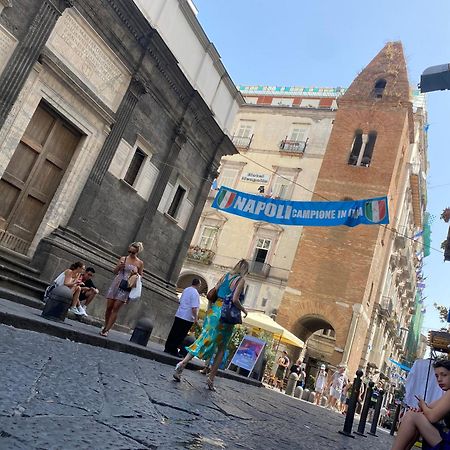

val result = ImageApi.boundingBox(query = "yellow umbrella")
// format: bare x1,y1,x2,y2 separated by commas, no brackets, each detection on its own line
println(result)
194,300,304,348
273,328,304,348
243,311,285,334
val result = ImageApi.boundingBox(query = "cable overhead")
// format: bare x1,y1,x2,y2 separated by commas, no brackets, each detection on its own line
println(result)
150,151,440,256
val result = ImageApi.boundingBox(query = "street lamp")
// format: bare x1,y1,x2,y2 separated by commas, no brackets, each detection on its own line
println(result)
419,63,450,93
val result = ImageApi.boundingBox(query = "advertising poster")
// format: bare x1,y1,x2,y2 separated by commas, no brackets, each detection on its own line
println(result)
229,335,266,374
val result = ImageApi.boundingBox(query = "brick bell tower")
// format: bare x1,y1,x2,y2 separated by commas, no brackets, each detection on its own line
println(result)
277,42,415,374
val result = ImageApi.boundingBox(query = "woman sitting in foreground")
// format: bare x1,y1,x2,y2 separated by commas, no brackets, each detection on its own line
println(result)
392,360,450,450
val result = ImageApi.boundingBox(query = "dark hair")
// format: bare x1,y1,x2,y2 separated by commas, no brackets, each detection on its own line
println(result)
69,261,84,270
85,267,95,273
192,278,200,286
434,360,450,371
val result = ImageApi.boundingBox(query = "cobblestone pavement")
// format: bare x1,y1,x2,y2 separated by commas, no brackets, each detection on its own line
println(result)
0,325,393,449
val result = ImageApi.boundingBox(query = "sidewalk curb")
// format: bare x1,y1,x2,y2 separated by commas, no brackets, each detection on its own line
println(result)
0,308,262,387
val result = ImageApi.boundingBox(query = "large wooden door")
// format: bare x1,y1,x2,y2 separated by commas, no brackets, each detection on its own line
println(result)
0,103,81,254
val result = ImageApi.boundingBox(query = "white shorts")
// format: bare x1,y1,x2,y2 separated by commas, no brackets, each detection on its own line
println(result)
330,387,342,400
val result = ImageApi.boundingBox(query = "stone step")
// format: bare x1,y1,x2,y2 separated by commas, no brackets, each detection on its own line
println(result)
0,247,40,276
0,263,49,290
0,286,45,310
0,274,46,303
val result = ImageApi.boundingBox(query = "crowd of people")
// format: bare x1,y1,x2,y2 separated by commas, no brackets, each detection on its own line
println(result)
44,252,450,449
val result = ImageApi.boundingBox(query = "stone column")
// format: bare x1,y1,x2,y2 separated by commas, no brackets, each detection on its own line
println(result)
0,0,73,127
342,303,362,366
90,77,148,185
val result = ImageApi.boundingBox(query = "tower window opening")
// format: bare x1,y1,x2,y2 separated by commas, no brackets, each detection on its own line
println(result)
348,130,377,167
374,79,387,98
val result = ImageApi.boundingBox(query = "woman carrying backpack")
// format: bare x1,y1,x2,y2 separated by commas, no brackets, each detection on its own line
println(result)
173,259,249,391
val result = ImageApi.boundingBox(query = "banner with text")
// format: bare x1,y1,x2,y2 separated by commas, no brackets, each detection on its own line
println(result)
212,186,389,227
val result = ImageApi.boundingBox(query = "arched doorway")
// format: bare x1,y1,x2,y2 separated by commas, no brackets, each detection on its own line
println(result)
176,272,208,294
293,315,339,381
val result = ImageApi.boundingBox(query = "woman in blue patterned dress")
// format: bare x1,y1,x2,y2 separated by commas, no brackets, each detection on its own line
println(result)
100,242,144,337
173,259,249,390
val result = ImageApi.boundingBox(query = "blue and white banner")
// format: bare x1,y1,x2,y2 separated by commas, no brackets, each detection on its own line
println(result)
212,186,389,227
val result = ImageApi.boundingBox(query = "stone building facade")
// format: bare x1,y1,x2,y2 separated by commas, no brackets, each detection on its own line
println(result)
0,0,240,341
180,86,337,313
277,42,428,376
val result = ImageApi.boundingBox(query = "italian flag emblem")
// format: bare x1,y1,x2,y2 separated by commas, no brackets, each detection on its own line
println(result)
365,199,387,223
216,189,236,209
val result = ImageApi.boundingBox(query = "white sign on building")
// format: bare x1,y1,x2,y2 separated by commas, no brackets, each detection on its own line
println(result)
241,172,270,184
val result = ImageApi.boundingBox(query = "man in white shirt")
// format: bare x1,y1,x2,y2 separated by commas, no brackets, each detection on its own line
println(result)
164,279,201,357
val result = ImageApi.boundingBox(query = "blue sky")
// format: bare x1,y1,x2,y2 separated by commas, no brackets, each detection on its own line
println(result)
194,0,450,333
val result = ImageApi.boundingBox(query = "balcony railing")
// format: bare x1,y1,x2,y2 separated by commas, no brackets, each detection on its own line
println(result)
249,260,271,278
186,246,215,265
232,134,253,149
279,138,308,154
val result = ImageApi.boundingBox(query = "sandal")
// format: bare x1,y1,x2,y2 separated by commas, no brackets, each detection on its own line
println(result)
99,328,108,337
199,367,210,375
206,377,216,392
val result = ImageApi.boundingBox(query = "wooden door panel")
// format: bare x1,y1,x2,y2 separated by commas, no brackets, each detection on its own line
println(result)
23,107,55,146
0,102,82,252
9,195,46,238
0,179,21,224
45,123,80,168
3,142,39,186
29,159,63,200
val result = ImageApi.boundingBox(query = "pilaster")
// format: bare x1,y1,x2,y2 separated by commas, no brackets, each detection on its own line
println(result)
90,76,148,185
0,0,73,127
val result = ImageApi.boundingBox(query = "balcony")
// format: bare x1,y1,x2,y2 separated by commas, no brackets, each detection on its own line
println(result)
249,260,271,278
232,134,253,150
279,138,308,154
186,246,215,265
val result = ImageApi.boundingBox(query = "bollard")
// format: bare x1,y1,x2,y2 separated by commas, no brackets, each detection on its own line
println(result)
294,386,303,398
130,318,153,346
41,285,73,322
321,395,328,407
285,372,299,396
355,381,374,436
368,390,384,436
339,369,363,438
308,392,316,403
301,388,310,401
390,403,401,436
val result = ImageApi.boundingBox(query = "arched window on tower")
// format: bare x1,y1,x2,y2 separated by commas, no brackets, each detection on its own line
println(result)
361,131,377,166
374,79,387,98
348,130,363,165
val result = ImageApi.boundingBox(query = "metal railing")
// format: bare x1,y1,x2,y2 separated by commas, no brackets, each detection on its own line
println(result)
249,260,271,278
186,246,215,265
279,137,308,153
232,134,253,149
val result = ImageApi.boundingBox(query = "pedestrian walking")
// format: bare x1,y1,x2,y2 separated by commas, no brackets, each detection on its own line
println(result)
164,278,201,357
314,364,328,405
275,351,290,391
327,365,348,411
173,259,249,391
392,360,450,450
101,242,144,337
